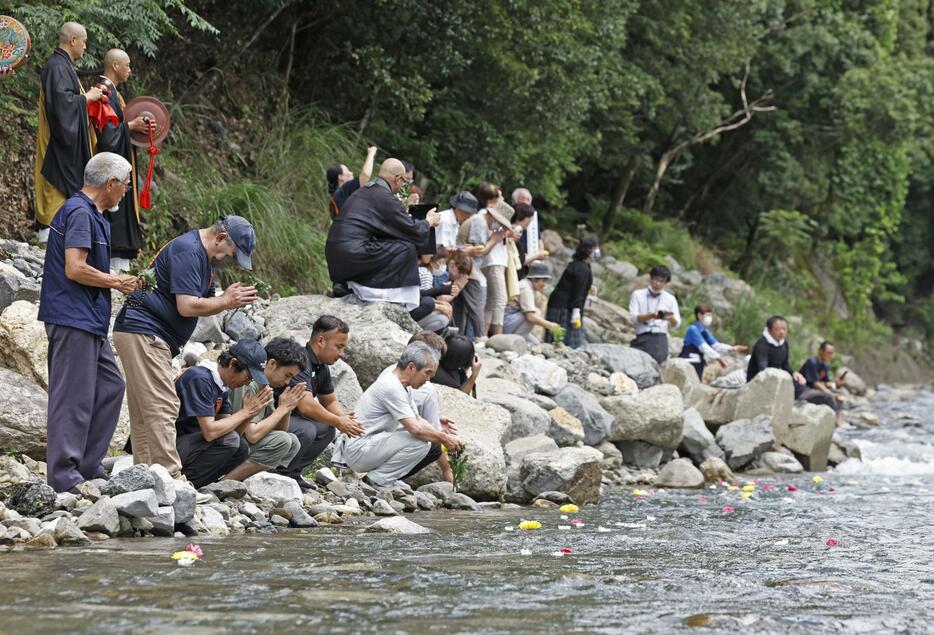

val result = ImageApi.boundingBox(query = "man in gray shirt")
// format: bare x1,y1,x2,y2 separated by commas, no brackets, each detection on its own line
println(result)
332,341,461,486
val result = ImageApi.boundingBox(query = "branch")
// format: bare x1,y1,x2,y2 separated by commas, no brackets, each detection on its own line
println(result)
242,1,295,51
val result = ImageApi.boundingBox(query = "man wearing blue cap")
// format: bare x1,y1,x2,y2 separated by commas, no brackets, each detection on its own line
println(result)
113,215,259,479
173,339,273,487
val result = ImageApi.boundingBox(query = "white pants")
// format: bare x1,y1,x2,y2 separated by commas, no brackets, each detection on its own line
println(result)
334,429,430,486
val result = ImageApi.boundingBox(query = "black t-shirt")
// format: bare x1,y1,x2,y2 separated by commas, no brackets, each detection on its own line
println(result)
174,365,231,437
330,179,362,219
800,356,829,387
288,346,335,397
432,365,466,390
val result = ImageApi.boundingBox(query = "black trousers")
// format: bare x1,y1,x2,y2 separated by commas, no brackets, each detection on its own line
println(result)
176,431,250,488
276,414,336,480
631,332,669,364
402,442,442,480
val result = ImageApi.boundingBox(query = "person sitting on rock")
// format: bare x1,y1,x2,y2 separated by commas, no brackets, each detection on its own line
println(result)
503,261,562,340
174,339,272,488
431,334,482,395
746,315,807,394
629,264,680,363
798,341,846,425
324,158,440,314
679,303,747,380
415,252,454,333
446,249,485,340
331,342,462,487
225,337,308,481
277,315,365,490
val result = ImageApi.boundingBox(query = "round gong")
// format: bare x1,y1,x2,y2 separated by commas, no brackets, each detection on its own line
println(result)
0,16,31,71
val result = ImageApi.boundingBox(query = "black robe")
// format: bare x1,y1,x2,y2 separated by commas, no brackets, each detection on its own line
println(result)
36,48,93,225
325,179,431,288
96,76,143,259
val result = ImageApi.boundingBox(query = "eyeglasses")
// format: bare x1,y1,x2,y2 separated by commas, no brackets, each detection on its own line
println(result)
112,177,131,191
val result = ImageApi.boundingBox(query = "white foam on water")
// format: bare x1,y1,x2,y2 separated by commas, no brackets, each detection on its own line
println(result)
835,455,934,476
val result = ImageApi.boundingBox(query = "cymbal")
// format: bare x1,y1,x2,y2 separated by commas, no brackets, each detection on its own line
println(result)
125,96,171,147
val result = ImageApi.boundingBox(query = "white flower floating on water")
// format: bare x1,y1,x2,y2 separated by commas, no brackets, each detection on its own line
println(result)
645,516,656,522
504,526,515,532
558,525,571,531
597,526,612,533
520,548,532,555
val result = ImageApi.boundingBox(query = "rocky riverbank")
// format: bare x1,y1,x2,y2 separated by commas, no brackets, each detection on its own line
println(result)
0,238,883,550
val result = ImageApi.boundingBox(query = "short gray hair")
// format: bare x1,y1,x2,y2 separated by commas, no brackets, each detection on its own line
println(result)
84,152,132,188
397,341,439,371
511,187,532,204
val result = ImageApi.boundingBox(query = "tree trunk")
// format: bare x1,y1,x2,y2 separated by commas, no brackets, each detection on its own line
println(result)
600,153,640,240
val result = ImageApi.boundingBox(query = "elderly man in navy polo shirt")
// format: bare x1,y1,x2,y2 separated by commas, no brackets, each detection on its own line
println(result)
39,152,141,492
113,215,259,479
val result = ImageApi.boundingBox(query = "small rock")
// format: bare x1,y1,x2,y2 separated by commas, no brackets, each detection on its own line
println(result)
372,499,398,516
244,472,303,504
699,457,735,483
109,455,134,475
314,467,338,486
149,506,176,536
74,481,101,502
77,496,120,535
6,481,57,518
532,498,558,508
25,532,57,549
416,481,454,502
172,480,197,524
758,451,804,474
203,479,248,500
101,464,155,496
364,516,432,534
314,511,343,524
532,491,573,505
198,505,229,535
270,514,290,526
547,407,585,447
714,416,775,470
326,480,353,498
415,491,438,510
148,464,176,506
444,492,481,511
654,458,705,489
283,500,318,528
111,489,159,518
486,334,528,355
40,517,89,545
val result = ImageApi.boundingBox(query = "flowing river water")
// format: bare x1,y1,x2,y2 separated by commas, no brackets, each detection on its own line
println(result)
1,386,932,634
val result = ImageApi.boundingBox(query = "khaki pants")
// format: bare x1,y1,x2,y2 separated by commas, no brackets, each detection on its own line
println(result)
113,331,182,477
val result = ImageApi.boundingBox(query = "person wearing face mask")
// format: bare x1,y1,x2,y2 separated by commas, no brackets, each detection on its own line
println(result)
544,236,599,349
113,215,259,479
39,152,142,492
679,303,748,380
628,264,681,363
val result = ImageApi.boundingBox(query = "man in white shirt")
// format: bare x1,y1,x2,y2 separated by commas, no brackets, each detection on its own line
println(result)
628,264,681,363
331,342,461,487
437,191,480,253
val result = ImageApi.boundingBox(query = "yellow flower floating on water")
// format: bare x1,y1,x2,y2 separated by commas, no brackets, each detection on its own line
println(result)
812,476,824,484
740,492,754,500
742,485,756,492
632,489,650,497
518,521,542,530
726,485,739,491
559,504,579,513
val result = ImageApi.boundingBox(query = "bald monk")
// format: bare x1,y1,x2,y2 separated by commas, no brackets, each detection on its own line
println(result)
325,158,440,312
35,22,103,242
96,49,152,271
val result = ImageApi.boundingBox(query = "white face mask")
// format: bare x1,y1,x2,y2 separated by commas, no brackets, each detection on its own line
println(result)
702,314,713,327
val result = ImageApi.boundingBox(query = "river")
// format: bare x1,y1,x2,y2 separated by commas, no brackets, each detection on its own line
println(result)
1,386,932,634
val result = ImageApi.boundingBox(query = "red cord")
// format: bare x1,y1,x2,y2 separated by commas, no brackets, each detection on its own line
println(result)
139,121,160,209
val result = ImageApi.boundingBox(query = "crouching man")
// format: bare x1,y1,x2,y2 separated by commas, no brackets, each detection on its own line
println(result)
226,337,307,480
332,341,461,487
174,339,272,487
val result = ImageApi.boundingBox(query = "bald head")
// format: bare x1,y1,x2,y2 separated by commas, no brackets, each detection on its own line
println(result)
103,48,132,84
57,22,88,61
378,158,407,193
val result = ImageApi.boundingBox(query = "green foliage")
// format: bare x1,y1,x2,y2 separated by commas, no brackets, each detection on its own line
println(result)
5,0,216,65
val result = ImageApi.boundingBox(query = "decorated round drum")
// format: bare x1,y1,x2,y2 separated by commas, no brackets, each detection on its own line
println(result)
0,16,31,71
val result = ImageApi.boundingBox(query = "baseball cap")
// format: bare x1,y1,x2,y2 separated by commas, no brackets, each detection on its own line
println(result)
229,338,268,385
222,215,256,271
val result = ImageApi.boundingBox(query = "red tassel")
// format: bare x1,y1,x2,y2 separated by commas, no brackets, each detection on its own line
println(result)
140,121,160,210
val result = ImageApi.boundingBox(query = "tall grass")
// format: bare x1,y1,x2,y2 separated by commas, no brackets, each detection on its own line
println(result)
144,106,362,295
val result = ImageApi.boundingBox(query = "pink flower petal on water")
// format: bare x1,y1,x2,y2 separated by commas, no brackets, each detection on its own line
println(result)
559,548,573,554
787,485,798,492
722,506,735,513
569,519,584,527
828,487,836,493
762,485,774,492
826,539,838,547
698,497,709,504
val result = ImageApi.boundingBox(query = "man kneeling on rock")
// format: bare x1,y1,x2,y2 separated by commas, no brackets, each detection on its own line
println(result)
226,337,308,480
332,342,461,487
174,339,272,487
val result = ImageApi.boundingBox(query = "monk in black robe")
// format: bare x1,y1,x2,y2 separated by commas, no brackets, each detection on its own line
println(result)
34,22,103,237
97,49,149,269
325,158,440,310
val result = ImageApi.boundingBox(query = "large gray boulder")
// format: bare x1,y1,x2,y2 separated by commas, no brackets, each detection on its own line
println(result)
365,516,432,534
111,489,159,518
405,385,509,501
101,464,156,496
582,343,660,389
0,368,48,459
519,446,603,504
662,360,794,433
714,416,775,470
477,390,551,443
615,440,664,467
262,295,419,389
679,407,724,463
0,301,48,388
331,359,363,410
485,334,528,355
778,403,836,471
503,435,559,502
655,458,705,488
223,311,260,341
510,354,568,396
5,481,57,517
583,297,636,345
553,383,613,446
189,315,225,344
172,480,197,524
602,384,684,447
